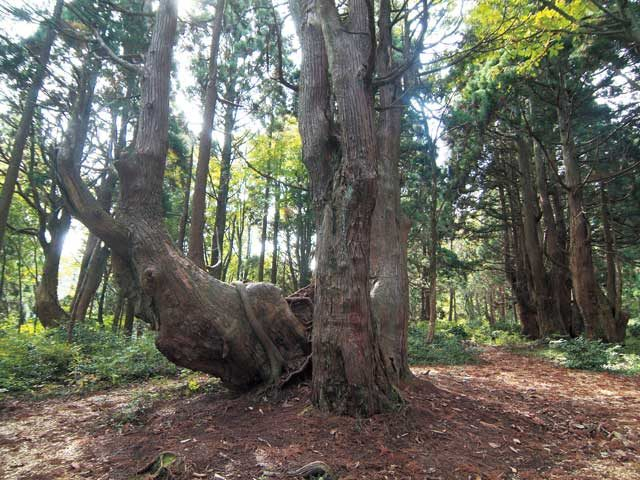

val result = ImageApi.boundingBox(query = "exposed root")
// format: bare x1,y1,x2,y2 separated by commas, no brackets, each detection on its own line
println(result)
287,460,336,479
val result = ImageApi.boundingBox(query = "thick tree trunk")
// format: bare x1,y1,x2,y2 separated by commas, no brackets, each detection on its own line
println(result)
188,0,226,269
557,83,618,341
296,0,397,415
0,0,63,255
515,136,566,336
369,0,411,381
211,99,236,278
34,209,71,327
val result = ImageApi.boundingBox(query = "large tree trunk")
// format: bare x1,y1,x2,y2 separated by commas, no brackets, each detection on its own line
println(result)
0,0,64,255
293,0,397,415
188,0,226,269
532,133,573,335
557,81,618,341
58,0,310,391
369,0,411,381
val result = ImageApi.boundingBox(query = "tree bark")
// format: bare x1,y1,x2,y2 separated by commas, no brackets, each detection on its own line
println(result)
291,0,397,415
369,0,411,380
258,181,270,282
188,0,226,269
0,0,64,256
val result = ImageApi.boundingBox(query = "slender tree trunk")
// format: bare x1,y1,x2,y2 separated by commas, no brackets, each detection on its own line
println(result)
0,0,63,255
270,184,280,284
188,0,226,269
97,265,110,327
17,241,25,332
425,144,438,344
211,99,236,278
177,144,194,252
600,184,628,340
258,181,270,282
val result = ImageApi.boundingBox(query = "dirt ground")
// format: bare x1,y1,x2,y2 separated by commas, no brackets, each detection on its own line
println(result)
1,347,638,480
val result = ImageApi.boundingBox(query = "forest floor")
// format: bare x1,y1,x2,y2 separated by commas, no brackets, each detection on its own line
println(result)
1,346,639,480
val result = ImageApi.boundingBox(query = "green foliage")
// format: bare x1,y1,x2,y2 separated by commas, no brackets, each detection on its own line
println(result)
0,325,177,396
627,319,640,338
554,337,619,371
408,322,479,366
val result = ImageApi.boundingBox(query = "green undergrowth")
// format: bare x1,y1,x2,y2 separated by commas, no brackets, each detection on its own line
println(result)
0,324,178,398
408,322,480,365
509,332,640,376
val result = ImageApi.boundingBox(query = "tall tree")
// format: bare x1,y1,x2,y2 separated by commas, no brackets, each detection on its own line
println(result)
0,0,64,256
188,0,226,269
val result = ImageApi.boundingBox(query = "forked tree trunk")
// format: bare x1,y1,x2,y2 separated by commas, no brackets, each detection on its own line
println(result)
292,0,397,415
58,0,310,390
532,132,573,335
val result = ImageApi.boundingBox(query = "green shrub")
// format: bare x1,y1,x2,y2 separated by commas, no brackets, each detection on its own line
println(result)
408,323,478,365
627,319,640,338
558,337,619,371
446,324,470,339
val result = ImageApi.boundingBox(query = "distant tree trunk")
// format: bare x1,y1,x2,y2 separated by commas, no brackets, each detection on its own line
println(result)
211,98,236,278
97,265,110,327
532,130,573,335
0,0,63,255
557,79,620,341
34,208,71,327
17,241,25,332
258,181,270,282
124,299,135,338
425,144,438,344
448,287,455,324
270,184,280,284
177,145,194,252
111,291,124,333
600,183,628,340
71,242,110,323
515,135,566,336
188,0,225,269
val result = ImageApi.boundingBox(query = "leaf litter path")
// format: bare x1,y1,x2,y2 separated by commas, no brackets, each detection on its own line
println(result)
0,347,638,480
